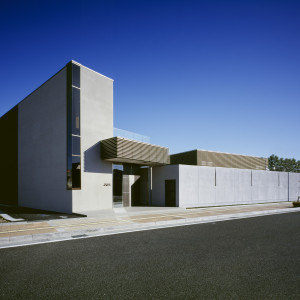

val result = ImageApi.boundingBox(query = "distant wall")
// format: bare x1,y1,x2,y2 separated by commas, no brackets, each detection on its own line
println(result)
152,165,300,207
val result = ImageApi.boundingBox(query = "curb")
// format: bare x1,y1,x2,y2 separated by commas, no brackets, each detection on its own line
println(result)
1,207,300,249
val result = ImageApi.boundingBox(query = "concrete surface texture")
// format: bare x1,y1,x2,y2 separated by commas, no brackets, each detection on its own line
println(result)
72,63,113,212
1,202,299,249
18,67,73,213
152,165,300,208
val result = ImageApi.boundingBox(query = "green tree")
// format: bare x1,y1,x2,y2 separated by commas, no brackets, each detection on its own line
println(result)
268,154,300,173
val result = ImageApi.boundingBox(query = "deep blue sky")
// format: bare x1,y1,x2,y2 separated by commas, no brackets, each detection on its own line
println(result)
1,0,299,159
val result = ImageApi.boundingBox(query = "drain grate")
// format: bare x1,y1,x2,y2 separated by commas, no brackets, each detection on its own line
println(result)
72,234,88,238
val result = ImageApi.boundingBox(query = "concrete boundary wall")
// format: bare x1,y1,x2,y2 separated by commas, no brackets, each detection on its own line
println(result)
152,165,300,208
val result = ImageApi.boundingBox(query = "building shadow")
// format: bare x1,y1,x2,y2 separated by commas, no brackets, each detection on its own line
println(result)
84,141,111,174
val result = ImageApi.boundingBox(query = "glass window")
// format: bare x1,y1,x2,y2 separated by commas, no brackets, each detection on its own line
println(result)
72,88,80,136
72,136,80,156
67,62,81,190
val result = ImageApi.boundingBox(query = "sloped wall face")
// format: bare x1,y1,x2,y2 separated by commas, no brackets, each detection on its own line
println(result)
18,68,72,213
71,66,113,212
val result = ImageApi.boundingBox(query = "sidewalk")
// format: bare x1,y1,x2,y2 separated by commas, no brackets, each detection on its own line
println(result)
1,202,300,249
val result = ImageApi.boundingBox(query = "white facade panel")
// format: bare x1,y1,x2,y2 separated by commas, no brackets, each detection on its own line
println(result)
289,173,300,202
233,169,252,204
72,65,114,213
197,166,216,205
179,165,199,207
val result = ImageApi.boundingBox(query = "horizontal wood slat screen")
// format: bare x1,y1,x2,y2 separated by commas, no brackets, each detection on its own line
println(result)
170,150,267,170
101,137,170,165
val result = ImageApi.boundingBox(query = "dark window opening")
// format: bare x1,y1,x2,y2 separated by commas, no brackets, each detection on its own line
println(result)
72,87,80,136
72,156,81,188
165,180,176,207
72,135,80,156
67,62,81,190
72,64,80,88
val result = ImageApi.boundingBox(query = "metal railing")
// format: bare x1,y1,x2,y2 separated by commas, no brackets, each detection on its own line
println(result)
113,128,150,143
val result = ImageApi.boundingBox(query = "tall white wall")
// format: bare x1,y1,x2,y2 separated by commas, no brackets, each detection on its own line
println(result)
152,165,300,208
18,68,72,213
72,65,113,212
289,173,300,202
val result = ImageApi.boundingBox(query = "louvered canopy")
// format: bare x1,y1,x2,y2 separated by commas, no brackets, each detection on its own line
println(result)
101,137,170,166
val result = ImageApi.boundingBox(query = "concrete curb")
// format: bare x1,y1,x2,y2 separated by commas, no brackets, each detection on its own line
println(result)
1,207,300,249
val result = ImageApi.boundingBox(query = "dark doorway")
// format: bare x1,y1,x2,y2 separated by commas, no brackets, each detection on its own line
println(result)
113,164,123,207
165,180,176,207
131,178,141,206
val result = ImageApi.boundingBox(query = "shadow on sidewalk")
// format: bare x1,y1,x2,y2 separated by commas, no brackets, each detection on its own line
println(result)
0,205,85,222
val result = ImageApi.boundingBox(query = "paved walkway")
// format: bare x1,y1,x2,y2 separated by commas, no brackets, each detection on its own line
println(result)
1,202,299,248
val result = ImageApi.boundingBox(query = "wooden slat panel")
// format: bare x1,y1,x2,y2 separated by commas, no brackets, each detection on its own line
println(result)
101,137,169,165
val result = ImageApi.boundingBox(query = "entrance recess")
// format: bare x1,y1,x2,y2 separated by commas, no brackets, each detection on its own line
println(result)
165,180,176,207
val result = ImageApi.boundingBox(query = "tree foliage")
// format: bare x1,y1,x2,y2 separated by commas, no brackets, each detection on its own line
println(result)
268,154,300,173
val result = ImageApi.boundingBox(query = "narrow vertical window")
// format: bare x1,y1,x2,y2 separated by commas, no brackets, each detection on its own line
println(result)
67,62,81,189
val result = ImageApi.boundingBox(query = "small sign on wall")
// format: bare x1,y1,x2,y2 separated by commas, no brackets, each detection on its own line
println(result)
103,183,111,186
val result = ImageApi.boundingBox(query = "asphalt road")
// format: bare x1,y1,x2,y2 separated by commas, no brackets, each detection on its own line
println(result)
1,212,300,299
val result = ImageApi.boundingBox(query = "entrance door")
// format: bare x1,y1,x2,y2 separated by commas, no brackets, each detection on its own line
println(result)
165,180,176,207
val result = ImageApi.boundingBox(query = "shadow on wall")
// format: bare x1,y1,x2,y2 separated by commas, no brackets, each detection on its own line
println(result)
84,141,111,174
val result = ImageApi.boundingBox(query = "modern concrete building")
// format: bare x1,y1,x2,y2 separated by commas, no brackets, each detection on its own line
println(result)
1,61,299,213
0,61,169,213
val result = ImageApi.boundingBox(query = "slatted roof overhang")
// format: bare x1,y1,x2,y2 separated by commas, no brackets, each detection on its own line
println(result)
101,137,170,166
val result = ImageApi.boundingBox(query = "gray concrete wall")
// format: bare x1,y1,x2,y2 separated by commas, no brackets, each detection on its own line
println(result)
18,68,72,213
153,165,300,208
152,165,179,206
289,173,300,202
72,65,113,212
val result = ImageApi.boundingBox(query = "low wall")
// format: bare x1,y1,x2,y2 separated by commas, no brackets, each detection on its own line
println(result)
152,165,300,207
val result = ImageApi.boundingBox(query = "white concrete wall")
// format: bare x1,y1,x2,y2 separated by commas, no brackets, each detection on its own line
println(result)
289,173,300,202
153,165,300,208
72,65,113,213
152,165,179,206
18,68,73,213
